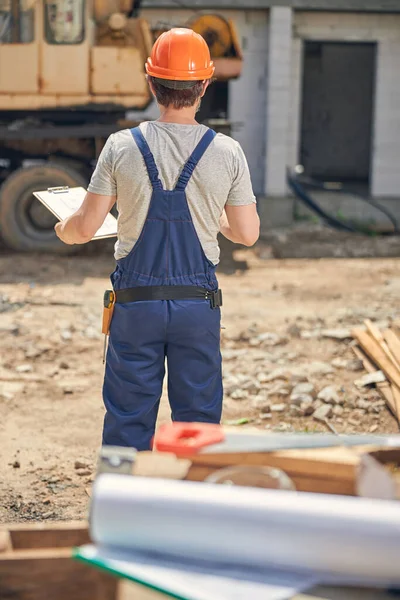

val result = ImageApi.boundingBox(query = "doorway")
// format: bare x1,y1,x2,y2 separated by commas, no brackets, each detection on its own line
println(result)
300,41,376,190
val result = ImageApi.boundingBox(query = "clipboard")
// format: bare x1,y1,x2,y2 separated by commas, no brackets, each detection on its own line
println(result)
33,186,117,240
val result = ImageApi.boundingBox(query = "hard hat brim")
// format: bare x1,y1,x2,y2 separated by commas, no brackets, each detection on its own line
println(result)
145,59,215,82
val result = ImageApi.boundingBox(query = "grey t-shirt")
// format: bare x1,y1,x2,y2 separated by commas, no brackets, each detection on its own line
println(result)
88,121,256,264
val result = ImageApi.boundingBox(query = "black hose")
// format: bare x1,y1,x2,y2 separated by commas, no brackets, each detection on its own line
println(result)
287,168,399,235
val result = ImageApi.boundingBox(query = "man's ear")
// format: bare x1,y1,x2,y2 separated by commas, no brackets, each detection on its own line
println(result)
201,80,210,98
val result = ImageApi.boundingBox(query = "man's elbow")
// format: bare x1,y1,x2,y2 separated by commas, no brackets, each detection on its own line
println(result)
76,220,96,244
239,222,260,247
240,232,259,247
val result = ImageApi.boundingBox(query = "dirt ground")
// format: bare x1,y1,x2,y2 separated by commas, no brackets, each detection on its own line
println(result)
1,246,399,524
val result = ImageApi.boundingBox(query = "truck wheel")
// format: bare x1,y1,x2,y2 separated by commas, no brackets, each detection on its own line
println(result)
0,164,88,253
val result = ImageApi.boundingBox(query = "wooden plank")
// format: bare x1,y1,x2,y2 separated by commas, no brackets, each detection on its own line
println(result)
6,521,89,551
188,445,360,479
364,320,400,372
383,329,400,365
0,548,117,600
352,345,395,409
186,464,356,495
352,328,400,421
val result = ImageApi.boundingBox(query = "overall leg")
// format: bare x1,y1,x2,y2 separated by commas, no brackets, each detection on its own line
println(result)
103,301,166,450
167,299,223,423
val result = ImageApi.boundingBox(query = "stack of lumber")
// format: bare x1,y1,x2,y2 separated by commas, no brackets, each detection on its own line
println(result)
352,320,400,427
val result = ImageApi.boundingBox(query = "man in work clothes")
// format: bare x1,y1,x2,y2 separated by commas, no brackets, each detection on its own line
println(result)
55,28,260,450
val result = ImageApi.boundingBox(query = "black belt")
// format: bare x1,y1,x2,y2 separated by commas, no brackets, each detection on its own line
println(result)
110,286,223,309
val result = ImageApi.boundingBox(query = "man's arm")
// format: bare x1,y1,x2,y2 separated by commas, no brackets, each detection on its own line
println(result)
219,205,260,247
55,192,116,245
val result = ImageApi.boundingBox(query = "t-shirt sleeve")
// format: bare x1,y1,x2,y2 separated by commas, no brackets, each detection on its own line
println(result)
226,142,256,207
87,134,117,196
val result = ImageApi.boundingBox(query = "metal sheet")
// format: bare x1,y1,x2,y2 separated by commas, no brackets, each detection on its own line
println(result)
91,47,149,96
0,44,38,93
41,44,89,94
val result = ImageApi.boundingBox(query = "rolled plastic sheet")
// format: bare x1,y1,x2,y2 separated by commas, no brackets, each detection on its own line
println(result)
90,474,400,587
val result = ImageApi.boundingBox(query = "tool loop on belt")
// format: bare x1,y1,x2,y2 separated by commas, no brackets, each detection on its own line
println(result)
113,286,222,309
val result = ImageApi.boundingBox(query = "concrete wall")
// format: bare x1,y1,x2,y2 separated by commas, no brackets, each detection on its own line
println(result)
292,12,400,197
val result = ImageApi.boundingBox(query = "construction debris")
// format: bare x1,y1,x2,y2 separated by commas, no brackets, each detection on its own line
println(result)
352,321,400,426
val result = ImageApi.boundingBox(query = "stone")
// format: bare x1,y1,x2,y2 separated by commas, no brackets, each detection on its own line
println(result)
356,399,370,411
84,326,101,340
321,328,352,340
331,358,348,369
271,403,286,413
318,386,340,405
59,361,70,370
230,389,248,401
300,330,321,340
257,332,285,346
290,393,314,407
348,418,360,427
354,371,386,388
24,347,43,359
258,368,288,383
12,460,20,468
307,362,334,376
332,404,344,416
291,382,315,398
286,323,301,338
15,364,32,373
76,469,91,477
74,460,89,470
61,329,73,341
289,372,309,385
313,404,333,421
260,412,272,420
62,385,74,395
290,404,305,417
346,359,364,372
301,401,315,416
241,380,261,394
369,424,379,433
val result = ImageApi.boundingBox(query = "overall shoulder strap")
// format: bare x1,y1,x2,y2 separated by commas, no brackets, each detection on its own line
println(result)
130,127,163,191
175,128,217,191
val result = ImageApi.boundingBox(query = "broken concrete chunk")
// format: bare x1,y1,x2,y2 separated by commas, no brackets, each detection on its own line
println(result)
313,404,333,421
321,328,352,340
271,403,286,413
354,371,386,388
317,386,340,405
291,382,315,398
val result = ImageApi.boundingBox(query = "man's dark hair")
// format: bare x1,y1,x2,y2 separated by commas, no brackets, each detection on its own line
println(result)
148,76,205,109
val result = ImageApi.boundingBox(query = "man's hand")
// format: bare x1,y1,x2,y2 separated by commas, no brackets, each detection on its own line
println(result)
54,192,116,246
55,221,76,245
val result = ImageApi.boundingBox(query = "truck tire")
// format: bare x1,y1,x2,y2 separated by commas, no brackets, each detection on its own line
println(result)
0,163,88,253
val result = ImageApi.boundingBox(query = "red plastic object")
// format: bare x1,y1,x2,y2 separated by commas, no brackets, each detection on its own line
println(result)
152,422,225,457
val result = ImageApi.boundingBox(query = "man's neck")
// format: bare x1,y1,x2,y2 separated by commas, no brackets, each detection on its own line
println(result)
157,105,199,125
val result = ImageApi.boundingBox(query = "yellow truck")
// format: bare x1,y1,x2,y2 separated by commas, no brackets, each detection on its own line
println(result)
0,0,242,252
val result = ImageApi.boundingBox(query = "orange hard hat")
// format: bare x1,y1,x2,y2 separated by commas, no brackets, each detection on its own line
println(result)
145,28,215,82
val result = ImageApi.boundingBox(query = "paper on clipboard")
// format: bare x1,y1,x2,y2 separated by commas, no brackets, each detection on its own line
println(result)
33,186,117,240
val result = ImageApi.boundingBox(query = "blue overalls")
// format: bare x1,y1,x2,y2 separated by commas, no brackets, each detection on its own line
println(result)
102,126,223,451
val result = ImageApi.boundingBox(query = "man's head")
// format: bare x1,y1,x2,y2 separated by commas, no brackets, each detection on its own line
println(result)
145,28,214,110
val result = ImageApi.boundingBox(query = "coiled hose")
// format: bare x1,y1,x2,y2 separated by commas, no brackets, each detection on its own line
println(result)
287,168,399,235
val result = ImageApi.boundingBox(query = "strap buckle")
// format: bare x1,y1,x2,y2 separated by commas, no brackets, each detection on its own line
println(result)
206,289,223,309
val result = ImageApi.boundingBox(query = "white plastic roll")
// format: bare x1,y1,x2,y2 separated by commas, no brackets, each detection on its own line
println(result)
90,474,400,586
